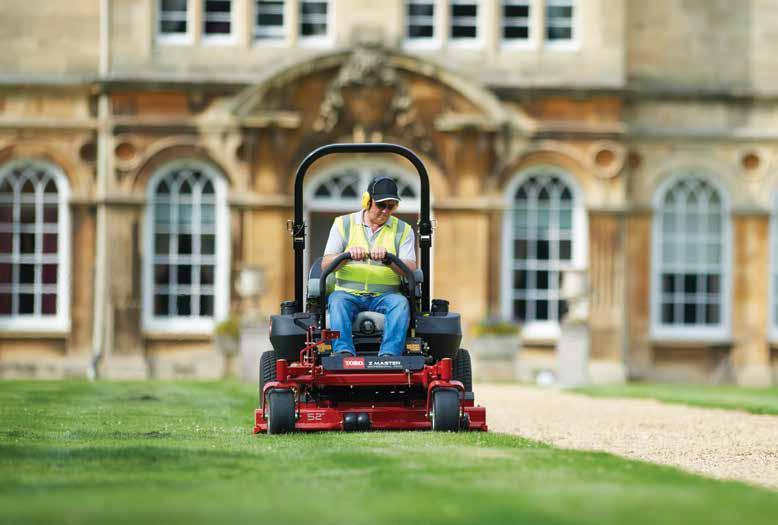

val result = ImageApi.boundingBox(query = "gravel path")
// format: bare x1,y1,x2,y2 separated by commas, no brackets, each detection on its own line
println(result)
476,384,778,490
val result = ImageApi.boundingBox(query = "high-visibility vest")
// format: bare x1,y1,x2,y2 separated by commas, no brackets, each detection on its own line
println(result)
334,212,411,294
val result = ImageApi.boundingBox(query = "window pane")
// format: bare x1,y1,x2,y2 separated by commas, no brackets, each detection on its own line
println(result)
155,204,170,224
205,21,231,34
177,265,192,285
200,295,214,316
19,264,34,284
705,303,720,324
20,204,35,224
536,300,549,320
42,294,57,315
0,205,12,223
19,293,34,314
0,293,10,315
154,265,170,285
154,294,169,316
177,295,191,316
178,234,192,255
19,233,34,254
179,204,193,225
0,232,10,253
42,264,57,285
155,234,170,255
43,233,57,254
43,204,58,223
201,204,215,225
513,299,526,320
202,234,215,255
559,240,571,260
0,263,11,283
201,265,215,285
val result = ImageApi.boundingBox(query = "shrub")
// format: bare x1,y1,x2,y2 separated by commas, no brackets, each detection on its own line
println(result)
214,315,241,339
471,316,520,337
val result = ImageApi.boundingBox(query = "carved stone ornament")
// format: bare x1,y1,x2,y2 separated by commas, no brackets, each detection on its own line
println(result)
313,43,432,152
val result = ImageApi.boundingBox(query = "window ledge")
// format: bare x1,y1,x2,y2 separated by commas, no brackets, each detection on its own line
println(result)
651,339,733,350
143,331,213,342
0,329,69,339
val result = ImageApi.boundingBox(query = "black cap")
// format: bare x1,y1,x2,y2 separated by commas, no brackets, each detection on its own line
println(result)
369,177,401,203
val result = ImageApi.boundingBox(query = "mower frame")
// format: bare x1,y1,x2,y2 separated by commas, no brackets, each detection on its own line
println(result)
253,143,488,433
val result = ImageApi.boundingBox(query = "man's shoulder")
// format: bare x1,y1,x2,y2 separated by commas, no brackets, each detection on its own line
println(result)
393,216,413,231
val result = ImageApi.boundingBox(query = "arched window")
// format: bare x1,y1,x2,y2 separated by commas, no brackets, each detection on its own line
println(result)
0,160,70,330
502,167,586,338
143,161,229,332
305,162,421,270
652,174,730,340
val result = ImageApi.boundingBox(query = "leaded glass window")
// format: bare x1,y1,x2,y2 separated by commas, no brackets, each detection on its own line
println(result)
300,0,328,38
502,0,530,41
653,177,728,334
159,0,189,37
508,171,578,325
406,1,435,40
203,0,232,37
0,161,69,328
546,0,574,41
145,162,228,331
450,0,478,40
256,0,284,39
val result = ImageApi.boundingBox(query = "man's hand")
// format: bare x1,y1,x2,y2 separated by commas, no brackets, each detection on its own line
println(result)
369,247,387,262
348,246,368,260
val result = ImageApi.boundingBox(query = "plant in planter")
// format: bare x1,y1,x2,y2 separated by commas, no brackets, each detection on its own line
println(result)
214,315,241,355
468,316,521,381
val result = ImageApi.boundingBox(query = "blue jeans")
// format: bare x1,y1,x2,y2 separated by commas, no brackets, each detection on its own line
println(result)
327,291,410,356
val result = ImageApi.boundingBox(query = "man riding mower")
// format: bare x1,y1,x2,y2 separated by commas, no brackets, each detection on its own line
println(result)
254,143,488,434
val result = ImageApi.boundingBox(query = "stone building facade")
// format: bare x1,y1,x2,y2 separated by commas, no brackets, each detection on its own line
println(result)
0,0,776,385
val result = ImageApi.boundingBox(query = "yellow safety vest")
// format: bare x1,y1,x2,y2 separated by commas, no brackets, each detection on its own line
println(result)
334,212,411,294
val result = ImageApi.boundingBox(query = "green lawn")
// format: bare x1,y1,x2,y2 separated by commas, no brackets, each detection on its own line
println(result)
575,383,778,416
1,381,776,525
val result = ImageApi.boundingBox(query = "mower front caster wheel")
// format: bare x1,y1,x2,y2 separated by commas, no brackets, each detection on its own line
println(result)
431,388,460,432
267,389,296,434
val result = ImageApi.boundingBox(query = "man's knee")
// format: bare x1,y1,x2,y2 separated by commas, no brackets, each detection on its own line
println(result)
386,294,409,313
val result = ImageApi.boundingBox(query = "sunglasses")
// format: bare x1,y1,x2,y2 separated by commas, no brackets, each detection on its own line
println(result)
375,201,398,211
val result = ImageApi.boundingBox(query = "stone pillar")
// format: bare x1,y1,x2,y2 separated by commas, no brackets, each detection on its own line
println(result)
625,212,653,379
587,211,627,383
731,215,772,386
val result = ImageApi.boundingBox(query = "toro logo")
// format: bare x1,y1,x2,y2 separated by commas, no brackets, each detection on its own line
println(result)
343,357,365,369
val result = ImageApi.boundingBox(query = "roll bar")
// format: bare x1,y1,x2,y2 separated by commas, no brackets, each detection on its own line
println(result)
291,143,432,312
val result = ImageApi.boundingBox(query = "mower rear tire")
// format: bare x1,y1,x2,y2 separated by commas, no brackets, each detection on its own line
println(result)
267,389,296,434
453,349,473,392
431,388,460,432
258,350,277,408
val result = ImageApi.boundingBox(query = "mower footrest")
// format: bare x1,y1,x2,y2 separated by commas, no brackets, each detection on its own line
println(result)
321,355,425,372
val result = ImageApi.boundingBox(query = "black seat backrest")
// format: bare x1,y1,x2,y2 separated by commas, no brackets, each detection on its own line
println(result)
309,257,323,280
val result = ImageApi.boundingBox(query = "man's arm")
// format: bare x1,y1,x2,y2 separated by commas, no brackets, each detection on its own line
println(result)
321,219,346,272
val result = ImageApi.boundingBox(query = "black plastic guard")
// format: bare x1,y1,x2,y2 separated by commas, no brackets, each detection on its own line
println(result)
322,355,426,372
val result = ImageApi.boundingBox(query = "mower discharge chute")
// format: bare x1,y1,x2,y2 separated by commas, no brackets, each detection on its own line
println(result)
254,143,488,434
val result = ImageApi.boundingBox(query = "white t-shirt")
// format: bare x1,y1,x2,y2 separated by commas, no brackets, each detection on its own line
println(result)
323,211,417,262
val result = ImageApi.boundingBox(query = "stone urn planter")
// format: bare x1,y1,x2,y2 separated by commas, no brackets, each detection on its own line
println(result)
214,316,241,379
468,319,521,381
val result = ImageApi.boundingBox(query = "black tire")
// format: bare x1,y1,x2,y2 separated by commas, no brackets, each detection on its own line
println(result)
453,349,473,392
267,389,296,434
431,388,460,432
258,350,277,408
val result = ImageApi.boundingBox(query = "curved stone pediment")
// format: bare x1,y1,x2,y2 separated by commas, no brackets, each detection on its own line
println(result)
214,44,525,155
